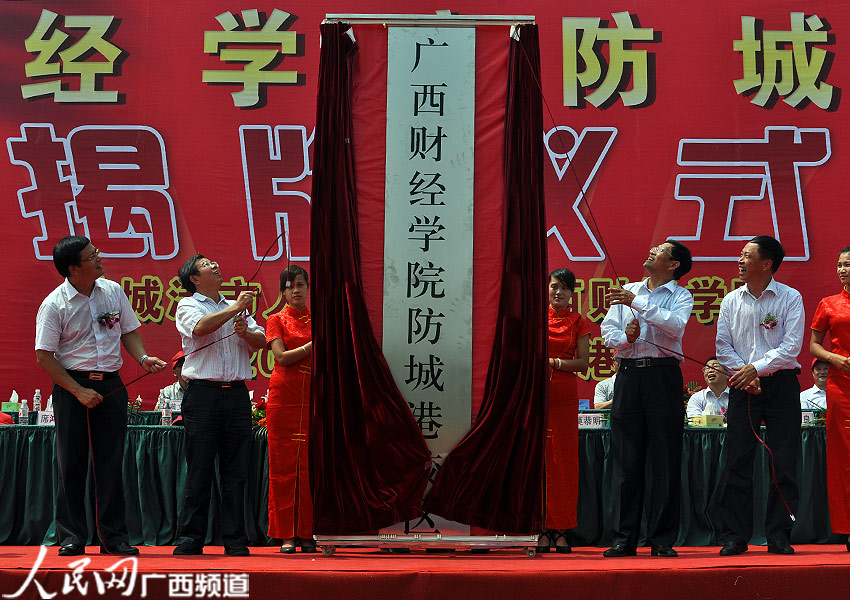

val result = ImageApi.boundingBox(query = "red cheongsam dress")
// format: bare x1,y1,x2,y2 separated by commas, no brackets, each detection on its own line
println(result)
265,304,313,539
811,288,850,533
546,306,590,529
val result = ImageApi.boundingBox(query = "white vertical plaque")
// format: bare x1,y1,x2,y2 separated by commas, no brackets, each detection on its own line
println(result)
382,26,475,535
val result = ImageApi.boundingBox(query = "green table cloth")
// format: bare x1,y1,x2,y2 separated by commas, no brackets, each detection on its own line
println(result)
0,423,838,546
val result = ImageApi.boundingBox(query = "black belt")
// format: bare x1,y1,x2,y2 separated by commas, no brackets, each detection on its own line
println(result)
761,368,801,377
189,379,246,389
619,357,679,368
66,369,119,381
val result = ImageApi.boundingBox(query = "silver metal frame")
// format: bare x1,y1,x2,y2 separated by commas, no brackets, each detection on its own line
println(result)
323,13,535,26
314,534,540,557
315,9,538,559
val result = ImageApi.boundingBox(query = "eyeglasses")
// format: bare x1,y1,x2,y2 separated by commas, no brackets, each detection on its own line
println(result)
197,260,219,270
650,245,673,259
80,248,100,262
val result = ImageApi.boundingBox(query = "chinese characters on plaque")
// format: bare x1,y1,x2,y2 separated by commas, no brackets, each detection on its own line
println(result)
382,27,475,535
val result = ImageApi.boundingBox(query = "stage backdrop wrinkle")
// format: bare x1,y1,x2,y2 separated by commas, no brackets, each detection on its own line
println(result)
423,24,548,534
309,22,432,535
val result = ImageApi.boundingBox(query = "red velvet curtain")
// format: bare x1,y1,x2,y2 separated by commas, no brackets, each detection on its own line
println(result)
423,24,548,534
309,23,432,535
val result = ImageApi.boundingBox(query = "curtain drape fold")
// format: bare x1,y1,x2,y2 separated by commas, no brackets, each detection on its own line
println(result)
309,22,432,535
423,24,548,534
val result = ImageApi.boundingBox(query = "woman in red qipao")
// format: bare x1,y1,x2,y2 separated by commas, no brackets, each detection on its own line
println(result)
540,268,590,553
266,265,315,553
810,245,850,552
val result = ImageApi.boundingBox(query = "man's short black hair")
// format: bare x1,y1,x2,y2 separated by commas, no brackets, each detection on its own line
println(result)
666,239,693,280
750,235,785,273
52,236,90,278
178,254,205,294
704,356,719,366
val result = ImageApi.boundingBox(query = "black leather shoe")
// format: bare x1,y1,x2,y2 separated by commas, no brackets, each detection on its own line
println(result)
224,545,250,557
300,540,318,554
58,543,85,556
100,543,139,556
603,544,636,557
719,541,748,556
650,544,677,557
766,540,794,555
173,541,203,555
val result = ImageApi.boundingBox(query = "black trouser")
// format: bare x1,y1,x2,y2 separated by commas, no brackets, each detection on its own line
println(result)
609,361,684,549
717,372,801,545
52,376,129,547
177,380,251,549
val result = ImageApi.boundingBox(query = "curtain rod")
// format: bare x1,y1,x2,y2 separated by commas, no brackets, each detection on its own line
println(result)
323,14,535,26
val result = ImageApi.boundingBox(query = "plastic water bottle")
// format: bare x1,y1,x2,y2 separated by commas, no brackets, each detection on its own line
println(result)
18,398,28,425
32,389,42,413
161,400,172,426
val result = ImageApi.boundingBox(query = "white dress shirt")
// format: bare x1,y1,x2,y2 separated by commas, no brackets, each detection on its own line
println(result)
155,381,185,410
593,374,617,407
176,292,263,381
715,279,804,375
601,279,694,361
799,385,827,411
35,278,141,371
686,387,730,418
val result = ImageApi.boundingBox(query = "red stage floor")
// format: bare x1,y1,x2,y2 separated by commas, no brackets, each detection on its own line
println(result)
2,545,849,599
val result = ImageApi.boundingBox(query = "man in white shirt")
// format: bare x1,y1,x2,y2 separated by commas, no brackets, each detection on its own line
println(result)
600,239,694,558
593,361,618,409
799,358,828,411
715,235,804,557
172,254,266,557
35,236,166,557
686,357,730,418
155,351,187,411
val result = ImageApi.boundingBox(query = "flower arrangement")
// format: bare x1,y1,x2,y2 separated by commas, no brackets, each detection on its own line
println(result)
719,405,728,425
683,381,700,425
808,407,826,426
683,381,701,404
127,394,143,424
760,312,778,329
252,396,267,427
96,311,120,328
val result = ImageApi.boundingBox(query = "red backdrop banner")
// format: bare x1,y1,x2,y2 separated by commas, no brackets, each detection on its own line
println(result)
1,1,847,407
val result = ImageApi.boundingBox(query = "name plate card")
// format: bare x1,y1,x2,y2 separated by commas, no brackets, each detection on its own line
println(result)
578,412,607,429
36,411,55,425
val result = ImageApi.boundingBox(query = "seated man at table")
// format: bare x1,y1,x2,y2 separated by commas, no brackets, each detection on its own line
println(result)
686,357,730,418
155,351,187,411
35,236,166,556
799,358,828,411
593,361,618,409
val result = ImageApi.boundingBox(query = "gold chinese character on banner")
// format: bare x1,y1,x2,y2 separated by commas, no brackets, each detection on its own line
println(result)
21,9,124,103
562,11,655,108
121,276,165,323
686,276,728,325
734,13,837,109
202,8,298,108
